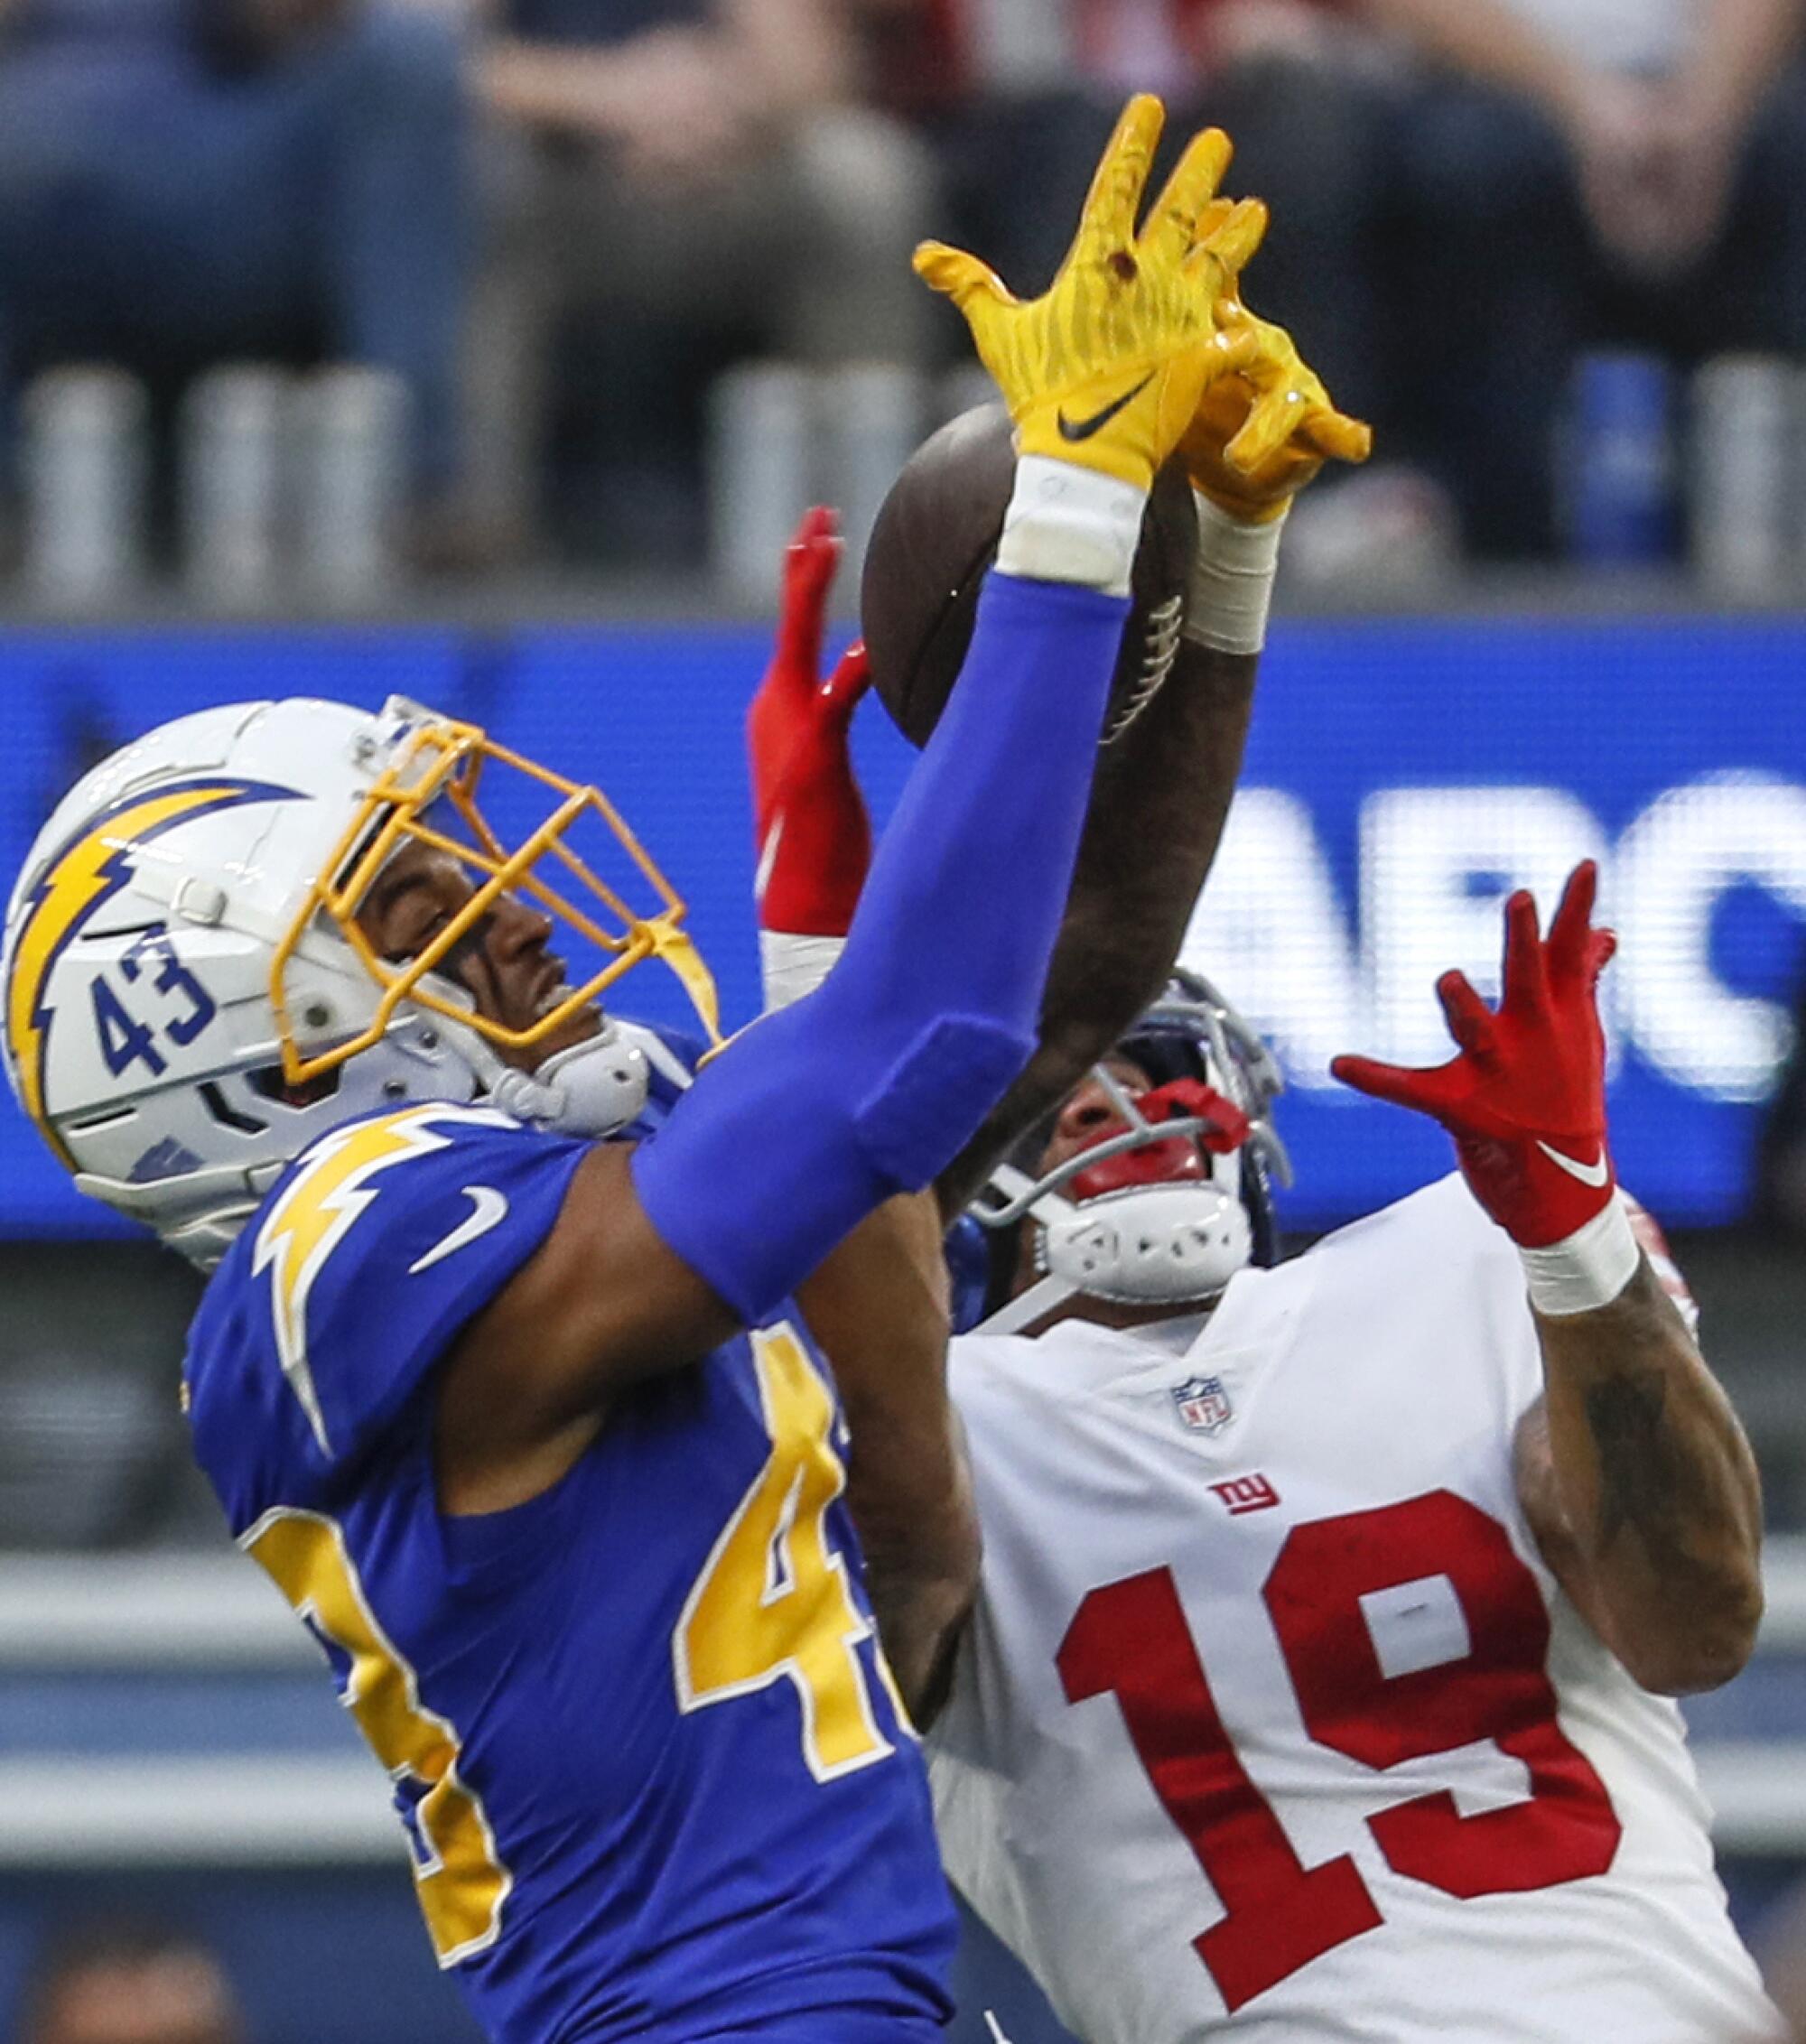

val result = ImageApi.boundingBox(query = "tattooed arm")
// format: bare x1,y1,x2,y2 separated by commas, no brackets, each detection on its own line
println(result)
1513,1259,1764,1696
1332,865,1764,1697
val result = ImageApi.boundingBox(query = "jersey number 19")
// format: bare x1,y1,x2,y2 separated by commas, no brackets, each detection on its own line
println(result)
1058,1489,1623,2011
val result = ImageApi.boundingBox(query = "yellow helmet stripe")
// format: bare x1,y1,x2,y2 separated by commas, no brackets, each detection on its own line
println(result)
6,778,297,1160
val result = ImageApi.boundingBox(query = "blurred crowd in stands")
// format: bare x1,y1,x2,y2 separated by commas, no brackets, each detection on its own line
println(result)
19,1920,245,2044
0,0,1803,590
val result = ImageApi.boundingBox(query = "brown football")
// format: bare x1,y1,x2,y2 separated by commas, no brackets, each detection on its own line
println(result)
861,403,1196,751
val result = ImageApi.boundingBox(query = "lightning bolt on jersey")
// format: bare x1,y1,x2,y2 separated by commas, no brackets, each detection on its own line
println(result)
927,1175,1783,2044
182,1041,956,2044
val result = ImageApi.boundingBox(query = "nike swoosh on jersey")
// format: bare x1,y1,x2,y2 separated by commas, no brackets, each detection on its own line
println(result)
1535,1140,1610,1188
409,1185,510,1275
1057,372,1155,442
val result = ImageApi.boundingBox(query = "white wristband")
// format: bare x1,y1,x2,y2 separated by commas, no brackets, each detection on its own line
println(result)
1520,1195,1641,1317
759,929,844,1012
1185,493,1286,655
995,456,1147,598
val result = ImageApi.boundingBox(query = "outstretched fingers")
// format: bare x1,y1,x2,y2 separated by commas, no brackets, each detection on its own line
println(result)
1194,197,1236,247
1192,196,1268,284
1070,94,1166,266
1226,383,1308,473
776,506,841,674
1330,1052,1461,1116
1500,888,1549,1015
1437,969,1499,1062
1301,408,1373,464
913,243,1017,315
1544,859,1600,984
821,640,871,725
1141,125,1233,265
1206,323,1260,380
1587,926,1618,987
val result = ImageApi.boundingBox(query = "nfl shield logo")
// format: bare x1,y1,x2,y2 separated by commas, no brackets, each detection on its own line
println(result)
1172,1374,1233,1435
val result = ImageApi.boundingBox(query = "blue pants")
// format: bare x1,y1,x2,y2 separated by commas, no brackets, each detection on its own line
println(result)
0,5,469,490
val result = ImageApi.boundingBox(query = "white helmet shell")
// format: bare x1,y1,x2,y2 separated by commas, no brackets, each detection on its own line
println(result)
2,693,697,1267
2,700,499,1263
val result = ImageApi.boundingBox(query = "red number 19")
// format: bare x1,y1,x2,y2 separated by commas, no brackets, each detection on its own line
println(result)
1056,1490,1621,2013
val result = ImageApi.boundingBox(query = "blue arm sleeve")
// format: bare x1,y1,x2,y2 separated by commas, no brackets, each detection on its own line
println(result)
633,569,1128,1323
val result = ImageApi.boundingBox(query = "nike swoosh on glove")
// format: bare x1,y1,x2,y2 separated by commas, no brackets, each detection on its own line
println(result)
914,94,1265,492
747,505,872,938
1330,861,1618,1247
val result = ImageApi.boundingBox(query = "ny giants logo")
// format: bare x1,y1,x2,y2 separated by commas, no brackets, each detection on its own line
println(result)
1208,1473,1280,1517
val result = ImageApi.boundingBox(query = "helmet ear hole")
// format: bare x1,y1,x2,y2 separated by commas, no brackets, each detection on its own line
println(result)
197,1082,265,1137
246,1064,342,1110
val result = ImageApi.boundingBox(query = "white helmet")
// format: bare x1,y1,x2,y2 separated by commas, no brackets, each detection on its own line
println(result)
966,972,1291,1333
3,695,721,1268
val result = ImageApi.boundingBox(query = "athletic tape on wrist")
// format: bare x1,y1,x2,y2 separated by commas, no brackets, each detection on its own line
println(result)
1185,493,1286,655
1520,1195,1641,1316
759,929,845,1011
995,456,1147,598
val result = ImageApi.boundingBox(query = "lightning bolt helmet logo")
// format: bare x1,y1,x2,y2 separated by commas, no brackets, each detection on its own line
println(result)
4,778,299,1161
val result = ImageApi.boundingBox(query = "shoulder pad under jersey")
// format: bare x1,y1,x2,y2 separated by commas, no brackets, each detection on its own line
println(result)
186,1103,591,1512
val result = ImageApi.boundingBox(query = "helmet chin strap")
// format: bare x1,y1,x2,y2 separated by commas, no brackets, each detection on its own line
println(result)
973,1165,1252,1336
485,1027,651,1139
414,974,653,1139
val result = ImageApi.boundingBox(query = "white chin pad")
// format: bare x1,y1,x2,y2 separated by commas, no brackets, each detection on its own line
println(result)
1041,1183,1252,1305
488,1028,650,1139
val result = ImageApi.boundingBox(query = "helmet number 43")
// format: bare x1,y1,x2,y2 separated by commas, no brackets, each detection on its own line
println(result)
88,929,217,1079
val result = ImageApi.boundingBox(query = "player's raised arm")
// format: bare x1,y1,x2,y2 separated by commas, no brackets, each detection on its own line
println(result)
745,509,985,1718
437,96,1262,1486
935,281,1371,1213
733,234,1373,1716
1333,864,1764,1695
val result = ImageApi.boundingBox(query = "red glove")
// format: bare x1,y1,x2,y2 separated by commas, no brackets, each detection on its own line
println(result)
747,506,872,938
1330,862,1618,1249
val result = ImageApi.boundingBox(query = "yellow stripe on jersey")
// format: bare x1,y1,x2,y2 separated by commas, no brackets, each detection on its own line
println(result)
245,1507,510,1966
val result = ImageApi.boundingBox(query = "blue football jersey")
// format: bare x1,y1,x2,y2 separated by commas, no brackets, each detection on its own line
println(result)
183,1056,958,2043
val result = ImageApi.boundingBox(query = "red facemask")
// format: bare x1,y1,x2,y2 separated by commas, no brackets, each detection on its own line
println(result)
1066,1078,1252,1202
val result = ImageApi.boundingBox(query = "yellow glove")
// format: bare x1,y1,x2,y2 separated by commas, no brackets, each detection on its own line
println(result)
1179,292,1373,524
914,96,1268,494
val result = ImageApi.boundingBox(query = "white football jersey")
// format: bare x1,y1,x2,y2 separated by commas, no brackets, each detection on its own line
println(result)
928,1174,1782,2044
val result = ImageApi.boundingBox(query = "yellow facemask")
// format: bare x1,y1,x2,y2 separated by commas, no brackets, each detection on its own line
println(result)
270,711,722,1085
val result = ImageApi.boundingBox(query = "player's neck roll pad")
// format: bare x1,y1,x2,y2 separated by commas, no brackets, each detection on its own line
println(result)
633,571,1129,1324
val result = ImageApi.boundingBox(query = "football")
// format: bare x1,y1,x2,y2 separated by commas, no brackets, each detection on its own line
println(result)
861,402,1196,750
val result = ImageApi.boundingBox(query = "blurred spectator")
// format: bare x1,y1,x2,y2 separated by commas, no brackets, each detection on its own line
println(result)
1188,5,1395,432
1372,0,1806,556
861,0,1118,296
20,1920,245,2044
0,0,471,553
467,0,934,562
874,1,1406,541
1155,0,1401,441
